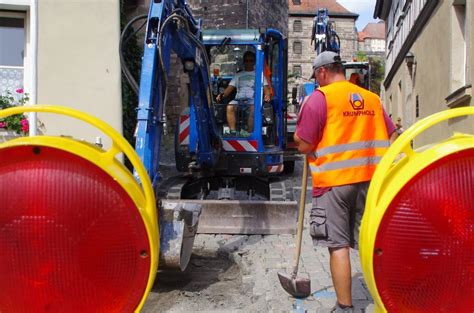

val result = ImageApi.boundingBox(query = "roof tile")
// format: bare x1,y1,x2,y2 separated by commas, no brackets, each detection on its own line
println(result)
289,0,355,15
359,21,385,40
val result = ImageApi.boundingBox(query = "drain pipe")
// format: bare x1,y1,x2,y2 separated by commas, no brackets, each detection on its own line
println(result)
29,0,38,136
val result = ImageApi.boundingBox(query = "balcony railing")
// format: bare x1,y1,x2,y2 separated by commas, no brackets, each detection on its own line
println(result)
0,65,24,94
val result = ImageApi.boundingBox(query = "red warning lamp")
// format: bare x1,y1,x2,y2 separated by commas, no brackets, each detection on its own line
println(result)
0,106,159,312
360,107,474,312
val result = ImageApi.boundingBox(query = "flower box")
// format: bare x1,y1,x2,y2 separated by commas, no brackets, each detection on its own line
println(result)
0,130,22,142
0,89,30,137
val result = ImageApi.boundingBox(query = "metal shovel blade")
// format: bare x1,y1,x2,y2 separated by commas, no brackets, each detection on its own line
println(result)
277,271,311,298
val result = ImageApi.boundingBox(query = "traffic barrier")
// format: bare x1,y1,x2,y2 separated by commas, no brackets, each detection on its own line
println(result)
0,105,158,312
360,107,474,312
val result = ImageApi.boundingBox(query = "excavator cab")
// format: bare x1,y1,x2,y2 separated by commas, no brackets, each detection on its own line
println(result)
177,28,289,177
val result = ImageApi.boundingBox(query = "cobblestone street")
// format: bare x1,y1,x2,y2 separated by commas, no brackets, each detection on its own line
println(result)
142,158,375,312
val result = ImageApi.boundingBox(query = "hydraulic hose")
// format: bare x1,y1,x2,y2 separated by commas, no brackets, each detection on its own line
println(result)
157,10,215,130
119,14,148,95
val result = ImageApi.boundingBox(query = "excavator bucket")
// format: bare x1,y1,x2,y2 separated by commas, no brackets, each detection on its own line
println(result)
158,199,297,270
158,201,202,270
161,199,298,235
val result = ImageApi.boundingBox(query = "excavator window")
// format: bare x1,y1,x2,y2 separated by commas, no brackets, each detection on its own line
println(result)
344,64,369,90
209,45,258,137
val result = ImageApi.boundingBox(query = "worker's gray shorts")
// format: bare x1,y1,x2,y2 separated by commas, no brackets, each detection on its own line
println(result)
309,181,370,249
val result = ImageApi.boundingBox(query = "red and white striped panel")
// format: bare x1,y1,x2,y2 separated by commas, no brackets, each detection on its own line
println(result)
222,140,258,152
286,112,298,122
179,115,190,145
267,164,284,173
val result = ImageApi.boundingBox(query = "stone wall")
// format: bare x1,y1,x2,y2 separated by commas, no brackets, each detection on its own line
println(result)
188,0,288,36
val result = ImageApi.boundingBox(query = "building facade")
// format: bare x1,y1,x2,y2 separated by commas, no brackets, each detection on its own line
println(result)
358,21,386,56
375,0,473,147
288,0,358,91
0,0,122,145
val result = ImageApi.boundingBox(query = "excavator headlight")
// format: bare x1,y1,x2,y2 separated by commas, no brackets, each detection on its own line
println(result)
360,107,474,312
0,106,158,313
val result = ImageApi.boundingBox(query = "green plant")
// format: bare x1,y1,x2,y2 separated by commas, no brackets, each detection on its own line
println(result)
355,51,368,62
368,57,385,96
0,89,30,134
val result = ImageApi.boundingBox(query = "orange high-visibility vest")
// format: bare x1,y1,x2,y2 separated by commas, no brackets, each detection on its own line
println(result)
309,80,390,188
264,60,274,97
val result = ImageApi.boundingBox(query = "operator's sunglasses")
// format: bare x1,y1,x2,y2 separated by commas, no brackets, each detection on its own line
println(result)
244,59,255,63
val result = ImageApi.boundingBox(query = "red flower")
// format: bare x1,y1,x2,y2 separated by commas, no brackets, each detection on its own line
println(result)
15,88,24,94
0,122,5,128
20,118,29,133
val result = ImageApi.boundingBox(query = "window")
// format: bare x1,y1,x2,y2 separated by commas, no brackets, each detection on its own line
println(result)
388,94,393,115
0,14,25,94
415,95,419,118
293,41,302,54
293,65,302,78
209,44,255,76
392,2,400,31
293,20,302,32
450,0,466,91
397,80,402,119
292,0,301,5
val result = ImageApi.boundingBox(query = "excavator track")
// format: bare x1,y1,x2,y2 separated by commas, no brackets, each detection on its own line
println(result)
269,180,295,202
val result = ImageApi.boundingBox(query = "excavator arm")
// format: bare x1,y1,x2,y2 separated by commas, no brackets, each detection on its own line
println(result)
310,8,340,55
133,0,225,271
136,0,220,185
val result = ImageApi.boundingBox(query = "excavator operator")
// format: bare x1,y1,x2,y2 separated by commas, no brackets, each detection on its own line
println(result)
216,51,271,136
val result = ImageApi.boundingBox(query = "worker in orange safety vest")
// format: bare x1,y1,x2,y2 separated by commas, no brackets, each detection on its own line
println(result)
294,51,398,313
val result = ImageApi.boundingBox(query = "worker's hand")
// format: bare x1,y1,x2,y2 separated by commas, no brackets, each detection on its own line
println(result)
264,94,271,102
216,93,225,102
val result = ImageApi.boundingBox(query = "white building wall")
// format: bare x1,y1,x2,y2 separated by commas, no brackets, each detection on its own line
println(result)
381,0,474,147
35,0,122,147
1,0,122,145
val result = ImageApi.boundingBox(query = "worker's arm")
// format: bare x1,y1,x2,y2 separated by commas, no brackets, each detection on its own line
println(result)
389,130,398,144
216,85,236,102
294,132,316,154
294,91,325,155
382,108,398,145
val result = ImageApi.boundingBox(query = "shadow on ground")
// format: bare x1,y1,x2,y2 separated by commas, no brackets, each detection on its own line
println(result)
152,251,237,293
144,244,250,312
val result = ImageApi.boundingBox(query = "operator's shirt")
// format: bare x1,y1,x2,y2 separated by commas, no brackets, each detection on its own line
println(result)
296,89,396,197
229,70,268,104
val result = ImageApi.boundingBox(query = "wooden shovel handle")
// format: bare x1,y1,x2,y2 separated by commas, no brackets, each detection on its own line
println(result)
293,154,308,276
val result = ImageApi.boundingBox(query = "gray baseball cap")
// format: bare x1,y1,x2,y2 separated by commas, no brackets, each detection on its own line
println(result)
310,51,342,79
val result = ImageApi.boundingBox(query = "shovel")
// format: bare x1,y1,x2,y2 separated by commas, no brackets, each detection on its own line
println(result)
277,154,311,298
